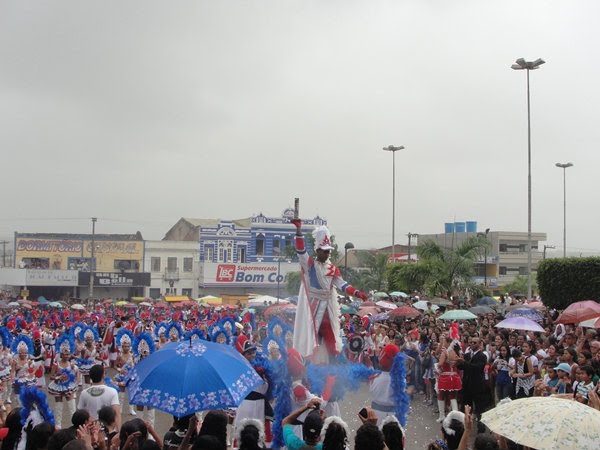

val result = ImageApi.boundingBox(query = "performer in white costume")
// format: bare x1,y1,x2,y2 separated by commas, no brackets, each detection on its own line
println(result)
291,219,367,363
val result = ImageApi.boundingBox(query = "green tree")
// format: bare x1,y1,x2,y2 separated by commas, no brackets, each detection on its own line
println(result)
387,236,489,298
537,257,600,309
286,271,301,295
502,275,537,296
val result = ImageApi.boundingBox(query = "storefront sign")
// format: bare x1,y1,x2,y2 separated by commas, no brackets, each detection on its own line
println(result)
26,270,79,286
79,272,151,287
201,262,298,287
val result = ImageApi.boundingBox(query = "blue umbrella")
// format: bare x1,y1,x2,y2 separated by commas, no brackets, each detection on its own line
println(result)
506,307,543,323
126,340,263,416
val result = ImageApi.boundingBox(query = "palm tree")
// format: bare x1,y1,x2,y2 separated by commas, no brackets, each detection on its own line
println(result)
415,236,489,297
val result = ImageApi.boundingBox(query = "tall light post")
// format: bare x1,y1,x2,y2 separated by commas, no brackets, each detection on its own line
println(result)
477,228,490,287
382,145,405,262
511,57,545,300
555,162,573,258
344,242,354,278
89,217,97,299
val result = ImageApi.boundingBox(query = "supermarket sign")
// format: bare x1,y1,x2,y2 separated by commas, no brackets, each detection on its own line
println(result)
201,262,298,287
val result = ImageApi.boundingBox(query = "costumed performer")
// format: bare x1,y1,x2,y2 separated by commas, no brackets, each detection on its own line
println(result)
10,335,36,406
290,219,367,363
113,328,137,417
0,327,12,407
47,333,78,428
132,332,156,426
436,323,463,422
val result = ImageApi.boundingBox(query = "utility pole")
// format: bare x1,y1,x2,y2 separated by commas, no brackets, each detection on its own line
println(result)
543,245,555,260
89,218,97,299
0,241,8,267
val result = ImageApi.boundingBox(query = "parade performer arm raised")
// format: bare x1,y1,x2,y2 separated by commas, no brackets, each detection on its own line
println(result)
291,219,367,363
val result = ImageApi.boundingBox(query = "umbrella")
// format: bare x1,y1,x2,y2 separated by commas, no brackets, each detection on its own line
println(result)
481,396,600,450
506,307,543,322
340,305,358,315
375,301,397,310
264,303,296,318
495,317,545,332
139,302,153,307
7,302,19,307
468,305,495,316
358,306,380,317
476,296,497,306
388,306,421,318
412,301,439,312
361,301,377,307
154,302,168,308
438,310,477,321
429,297,453,306
71,304,85,310
37,296,48,304
580,316,600,328
555,300,600,324
389,291,408,298
49,301,63,308
372,312,390,321
372,292,389,299
522,301,546,310
126,340,263,416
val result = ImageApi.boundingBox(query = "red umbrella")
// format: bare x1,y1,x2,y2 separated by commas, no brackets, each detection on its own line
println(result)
361,301,377,307
555,300,600,324
389,306,421,318
154,302,168,308
522,301,546,310
358,306,380,317
264,303,295,318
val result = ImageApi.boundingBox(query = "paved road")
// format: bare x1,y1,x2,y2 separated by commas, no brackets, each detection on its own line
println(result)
45,382,441,448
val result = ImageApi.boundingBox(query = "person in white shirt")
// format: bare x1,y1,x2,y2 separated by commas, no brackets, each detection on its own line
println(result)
78,364,121,428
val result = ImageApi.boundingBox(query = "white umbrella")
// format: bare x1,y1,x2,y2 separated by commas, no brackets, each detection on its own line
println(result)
139,302,152,307
71,303,85,310
8,302,19,307
375,300,397,310
481,396,600,450
412,300,439,311
247,295,286,306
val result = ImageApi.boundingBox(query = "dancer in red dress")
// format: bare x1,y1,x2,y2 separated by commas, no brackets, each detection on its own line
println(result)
436,323,463,422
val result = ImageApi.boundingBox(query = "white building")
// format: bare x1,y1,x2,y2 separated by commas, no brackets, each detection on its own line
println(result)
418,228,547,287
143,240,199,299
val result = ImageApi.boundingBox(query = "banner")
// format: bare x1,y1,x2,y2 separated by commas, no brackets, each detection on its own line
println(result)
78,272,151,287
201,262,298,287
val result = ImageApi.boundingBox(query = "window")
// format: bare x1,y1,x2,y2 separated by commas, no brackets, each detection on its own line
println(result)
256,234,265,256
165,287,177,295
114,260,140,271
519,266,528,275
149,288,161,299
239,247,246,263
167,257,177,271
273,239,280,255
499,266,507,275
205,247,214,262
151,257,161,272
183,257,193,272
181,288,192,296
499,244,507,252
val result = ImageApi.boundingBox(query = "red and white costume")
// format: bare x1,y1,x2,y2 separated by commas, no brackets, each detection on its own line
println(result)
293,225,366,362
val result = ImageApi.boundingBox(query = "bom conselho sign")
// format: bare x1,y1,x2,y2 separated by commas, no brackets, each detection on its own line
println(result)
201,262,298,287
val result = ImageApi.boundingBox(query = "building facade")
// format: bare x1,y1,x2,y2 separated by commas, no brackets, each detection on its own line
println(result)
0,232,150,299
143,240,199,299
419,223,547,287
163,209,328,296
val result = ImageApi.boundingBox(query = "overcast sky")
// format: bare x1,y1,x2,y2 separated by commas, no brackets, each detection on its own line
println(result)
1,1,599,256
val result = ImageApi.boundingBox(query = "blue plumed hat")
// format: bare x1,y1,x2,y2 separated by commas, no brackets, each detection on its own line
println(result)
12,334,34,355
116,328,135,348
55,333,76,354
134,332,156,357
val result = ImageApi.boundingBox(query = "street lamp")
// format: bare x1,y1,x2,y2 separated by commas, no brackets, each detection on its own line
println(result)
407,233,418,262
477,228,490,287
89,217,97,299
382,145,405,262
511,57,545,300
555,162,573,258
344,242,354,277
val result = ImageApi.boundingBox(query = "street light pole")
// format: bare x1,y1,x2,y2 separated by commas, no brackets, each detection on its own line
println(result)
511,57,545,300
382,145,405,262
344,242,355,278
555,162,573,258
89,217,97,299
543,244,555,260
477,228,490,287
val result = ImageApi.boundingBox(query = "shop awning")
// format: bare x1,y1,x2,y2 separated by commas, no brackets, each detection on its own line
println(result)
164,296,191,302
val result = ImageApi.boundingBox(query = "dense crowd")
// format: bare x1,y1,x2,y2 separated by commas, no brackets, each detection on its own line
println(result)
0,293,598,450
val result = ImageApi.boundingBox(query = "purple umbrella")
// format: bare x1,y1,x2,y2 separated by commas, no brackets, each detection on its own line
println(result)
495,317,545,332
505,307,543,323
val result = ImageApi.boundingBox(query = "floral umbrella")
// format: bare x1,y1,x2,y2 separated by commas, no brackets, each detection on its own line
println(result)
126,340,262,416
506,307,544,323
481,396,600,450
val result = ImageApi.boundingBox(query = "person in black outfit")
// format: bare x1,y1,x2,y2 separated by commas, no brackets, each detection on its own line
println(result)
458,336,490,429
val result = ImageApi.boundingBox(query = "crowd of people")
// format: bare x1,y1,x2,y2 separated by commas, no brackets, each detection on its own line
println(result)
0,292,598,450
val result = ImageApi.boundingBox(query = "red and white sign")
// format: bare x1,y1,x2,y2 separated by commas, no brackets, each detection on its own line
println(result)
201,262,299,287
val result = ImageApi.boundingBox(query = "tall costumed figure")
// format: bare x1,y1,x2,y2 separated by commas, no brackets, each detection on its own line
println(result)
291,198,368,364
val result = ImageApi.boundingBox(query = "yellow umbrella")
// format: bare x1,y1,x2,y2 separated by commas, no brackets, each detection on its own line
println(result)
115,301,128,306
205,297,222,306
